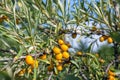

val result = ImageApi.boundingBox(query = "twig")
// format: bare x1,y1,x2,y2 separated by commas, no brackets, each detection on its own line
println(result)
0,53,41,62
48,72,53,80
105,59,120,73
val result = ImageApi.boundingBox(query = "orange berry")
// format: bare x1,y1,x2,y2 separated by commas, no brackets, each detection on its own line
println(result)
107,37,113,44
95,53,99,57
60,44,68,51
58,39,64,45
77,51,82,56
99,59,105,63
40,54,47,60
18,69,26,76
55,53,62,60
57,60,62,63
31,60,38,68
108,70,115,76
27,67,32,73
53,47,61,54
62,52,70,59
108,75,115,80
25,55,34,65
56,65,63,71
99,36,104,42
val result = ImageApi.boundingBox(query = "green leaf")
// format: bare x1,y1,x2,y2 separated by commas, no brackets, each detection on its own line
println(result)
110,32,120,43
63,74,79,80
70,60,79,68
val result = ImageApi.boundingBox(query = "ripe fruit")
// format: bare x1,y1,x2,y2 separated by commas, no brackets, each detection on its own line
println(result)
99,36,104,42
60,44,68,51
27,67,32,73
53,47,61,54
25,55,34,65
108,75,115,80
108,70,115,76
95,53,99,57
56,65,63,71
107,37,113,44
58,39,64,45
62,52,70,59
55,53,62,60
40,54,46,60
99,59,105,63
31,60,38,68
77,51,82,56
18,69,26,76
72,32,77,38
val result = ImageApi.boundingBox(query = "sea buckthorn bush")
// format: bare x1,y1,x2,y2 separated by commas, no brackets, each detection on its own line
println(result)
0,0,120,80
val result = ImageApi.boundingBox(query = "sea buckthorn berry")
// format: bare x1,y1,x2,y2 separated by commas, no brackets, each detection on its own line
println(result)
31,60,38,68
107,37,113,44
18,69,26,76
77,51,82,56
95,53,99,57
108,75,115,80
60,44,68,51
72,32,77,38
99,59,105,63
27,67,32,73
58,39,64,45
56,65,63,71
99,36,104,42
62,52,70,59
55,53,62,60
108,70,115,76
53,47,61,54
25,55,34,65
40,54,46,60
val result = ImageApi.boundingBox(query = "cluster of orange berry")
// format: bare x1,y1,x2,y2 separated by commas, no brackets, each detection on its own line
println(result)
108,70,116,80
99,35,113,43
49,39,70,72
17,55,38,76
18,67,32,76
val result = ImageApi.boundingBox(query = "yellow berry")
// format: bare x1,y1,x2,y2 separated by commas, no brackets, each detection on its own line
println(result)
55,53,62,60
99,36,104,42
108,70,115,76
58,39,64,45
99,59,105,63
25,55,34,65
56,65,63,71
77,51,82,56
107,37,113,44
31,60,38,68
108,75,115,80
53,47,61,54
27,67,32,73
62,52,70,59
60,44,68,51
40,54,47,60
18,69,26,76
